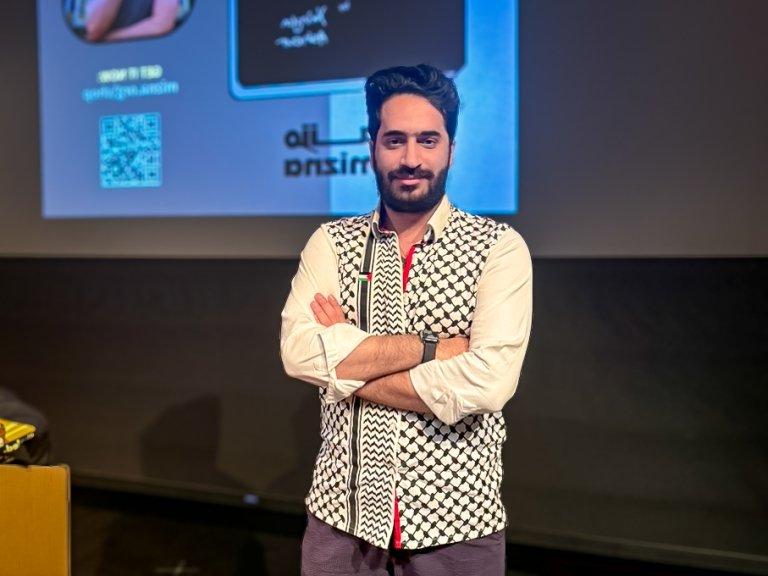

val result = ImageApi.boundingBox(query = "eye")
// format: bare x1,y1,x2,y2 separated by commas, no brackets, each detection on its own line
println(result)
384,137,404,148
419,137,439,148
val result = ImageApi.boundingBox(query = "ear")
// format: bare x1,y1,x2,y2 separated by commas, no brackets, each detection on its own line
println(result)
448,140,456,167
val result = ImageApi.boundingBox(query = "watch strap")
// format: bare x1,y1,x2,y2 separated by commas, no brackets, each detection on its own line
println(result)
420,331,438,363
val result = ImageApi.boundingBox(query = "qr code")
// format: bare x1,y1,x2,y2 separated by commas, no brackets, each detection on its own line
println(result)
99,113,161,188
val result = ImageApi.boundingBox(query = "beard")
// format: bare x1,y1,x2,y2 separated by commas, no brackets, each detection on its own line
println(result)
374,161,449,214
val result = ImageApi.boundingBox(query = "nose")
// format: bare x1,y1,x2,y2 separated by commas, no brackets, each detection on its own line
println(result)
401,138,421,169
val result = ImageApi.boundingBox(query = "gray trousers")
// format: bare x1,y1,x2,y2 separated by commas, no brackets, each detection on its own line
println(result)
301,514,505,576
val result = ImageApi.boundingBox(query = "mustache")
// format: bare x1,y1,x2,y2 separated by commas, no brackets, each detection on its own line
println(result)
388,167,434,181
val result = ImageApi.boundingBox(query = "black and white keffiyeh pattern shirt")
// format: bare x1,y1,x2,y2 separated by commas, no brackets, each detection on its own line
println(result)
281,196,532,549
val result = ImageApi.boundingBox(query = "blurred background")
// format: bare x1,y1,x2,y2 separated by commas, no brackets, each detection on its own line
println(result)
1,1,766,574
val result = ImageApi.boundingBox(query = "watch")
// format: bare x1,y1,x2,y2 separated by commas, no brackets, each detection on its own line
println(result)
420,330,439,363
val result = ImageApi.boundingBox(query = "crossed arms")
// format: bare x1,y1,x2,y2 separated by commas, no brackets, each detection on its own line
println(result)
309,293,470,413
280,226,533,425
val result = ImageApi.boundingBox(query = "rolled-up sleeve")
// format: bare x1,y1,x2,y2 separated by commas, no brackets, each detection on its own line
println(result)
280,226,370,403
409,229,532,425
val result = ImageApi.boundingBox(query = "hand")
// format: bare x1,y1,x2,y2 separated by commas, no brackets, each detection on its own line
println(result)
310,293,347,327
436,336,469,360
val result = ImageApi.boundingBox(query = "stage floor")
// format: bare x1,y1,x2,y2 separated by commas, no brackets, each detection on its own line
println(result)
71,486,739,576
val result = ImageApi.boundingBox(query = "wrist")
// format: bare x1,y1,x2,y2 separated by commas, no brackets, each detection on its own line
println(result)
419,330,438,363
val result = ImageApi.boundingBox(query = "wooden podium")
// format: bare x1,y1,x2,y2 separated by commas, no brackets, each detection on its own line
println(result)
0,464,70,576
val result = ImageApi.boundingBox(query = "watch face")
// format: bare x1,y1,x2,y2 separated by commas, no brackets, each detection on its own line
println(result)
421,331,439,343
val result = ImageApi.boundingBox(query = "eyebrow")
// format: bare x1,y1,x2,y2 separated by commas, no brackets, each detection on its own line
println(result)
381,130,443,138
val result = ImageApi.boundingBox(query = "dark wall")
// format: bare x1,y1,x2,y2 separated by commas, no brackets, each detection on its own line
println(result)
0,257,766,572
518,0,768,256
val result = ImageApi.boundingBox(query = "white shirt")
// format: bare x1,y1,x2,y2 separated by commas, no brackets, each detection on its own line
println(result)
280,196,532,425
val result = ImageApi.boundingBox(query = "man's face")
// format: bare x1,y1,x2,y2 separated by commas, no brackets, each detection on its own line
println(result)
371,94,454,214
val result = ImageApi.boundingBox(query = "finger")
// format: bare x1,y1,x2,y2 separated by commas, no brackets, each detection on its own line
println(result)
326,296,345,320
317,295,339,319
309,300,321,320
310,300,332,326
313,294,338,324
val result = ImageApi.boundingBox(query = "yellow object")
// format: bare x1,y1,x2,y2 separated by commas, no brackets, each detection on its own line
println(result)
0,418,36,454
0,464,70,576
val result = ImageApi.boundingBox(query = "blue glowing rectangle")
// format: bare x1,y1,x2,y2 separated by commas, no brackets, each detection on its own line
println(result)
99,113,162,189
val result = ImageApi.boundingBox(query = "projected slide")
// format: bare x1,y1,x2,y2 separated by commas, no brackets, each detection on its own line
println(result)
38,1,518,218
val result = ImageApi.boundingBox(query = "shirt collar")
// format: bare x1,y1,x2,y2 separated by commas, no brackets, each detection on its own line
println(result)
370,195,452,243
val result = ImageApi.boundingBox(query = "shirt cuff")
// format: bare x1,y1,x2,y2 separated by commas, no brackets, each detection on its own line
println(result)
318,323,370,403
409,362,462,425
325,377,366,404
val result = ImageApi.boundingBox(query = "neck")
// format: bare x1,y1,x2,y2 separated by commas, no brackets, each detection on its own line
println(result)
380,202,439,241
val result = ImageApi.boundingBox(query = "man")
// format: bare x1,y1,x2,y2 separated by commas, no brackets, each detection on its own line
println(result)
281,64,532,575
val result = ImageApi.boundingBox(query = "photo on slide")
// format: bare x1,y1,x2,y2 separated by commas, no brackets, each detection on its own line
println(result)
63,0,195,43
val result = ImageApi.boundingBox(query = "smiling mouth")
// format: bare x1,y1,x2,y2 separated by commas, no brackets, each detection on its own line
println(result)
396,177,424,185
